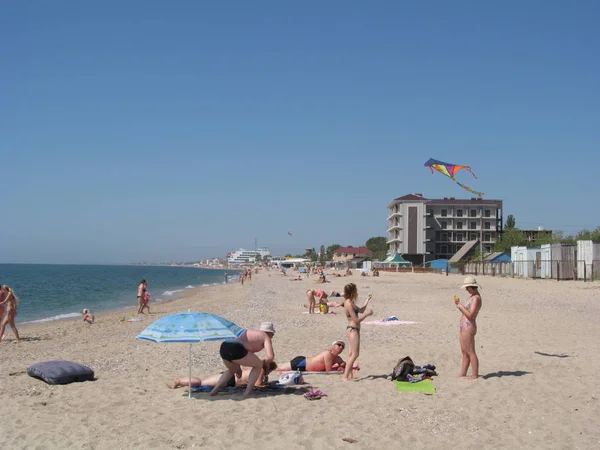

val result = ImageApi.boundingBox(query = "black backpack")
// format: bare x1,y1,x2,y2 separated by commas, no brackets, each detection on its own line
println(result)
391,356,415,381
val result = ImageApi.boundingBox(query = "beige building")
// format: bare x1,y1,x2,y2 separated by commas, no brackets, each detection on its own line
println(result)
332,246,373,262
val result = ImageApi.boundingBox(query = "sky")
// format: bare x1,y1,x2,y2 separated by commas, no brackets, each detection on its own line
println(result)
1,1,599,264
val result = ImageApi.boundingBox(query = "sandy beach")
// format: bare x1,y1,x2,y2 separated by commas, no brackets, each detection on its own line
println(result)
1,270,599,449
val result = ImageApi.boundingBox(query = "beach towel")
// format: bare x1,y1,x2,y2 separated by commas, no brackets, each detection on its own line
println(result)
364,320,419,326
395,379,436,394
190,382,290,393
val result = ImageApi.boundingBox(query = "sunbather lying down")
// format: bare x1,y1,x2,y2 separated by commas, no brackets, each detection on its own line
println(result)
278,341,346,372
170,360,277,389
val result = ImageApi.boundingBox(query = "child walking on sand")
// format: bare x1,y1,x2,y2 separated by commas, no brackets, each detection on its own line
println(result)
141,291,151,314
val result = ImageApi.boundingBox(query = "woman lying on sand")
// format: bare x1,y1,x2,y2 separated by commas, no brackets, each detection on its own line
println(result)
170,360,277,389
455,276,482,379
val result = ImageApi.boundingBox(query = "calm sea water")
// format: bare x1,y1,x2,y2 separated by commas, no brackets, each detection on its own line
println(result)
0,264,239,324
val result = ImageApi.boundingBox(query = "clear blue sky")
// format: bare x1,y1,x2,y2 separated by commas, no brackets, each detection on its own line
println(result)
2,1,599,264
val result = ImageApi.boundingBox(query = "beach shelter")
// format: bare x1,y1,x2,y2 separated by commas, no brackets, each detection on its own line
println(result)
137,312,245,398
386,253,412,268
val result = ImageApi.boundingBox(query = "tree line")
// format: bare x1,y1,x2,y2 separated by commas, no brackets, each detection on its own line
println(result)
492,214,600,254
284,237,388,264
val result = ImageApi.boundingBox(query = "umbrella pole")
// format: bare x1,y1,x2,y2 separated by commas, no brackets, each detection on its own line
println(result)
188,343,192,399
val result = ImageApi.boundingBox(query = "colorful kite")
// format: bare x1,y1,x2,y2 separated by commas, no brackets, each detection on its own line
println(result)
424,158,484,197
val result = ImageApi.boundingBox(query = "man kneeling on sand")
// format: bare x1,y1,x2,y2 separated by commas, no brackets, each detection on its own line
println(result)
171,360,278,389
278,341,346,372
211,322,276,398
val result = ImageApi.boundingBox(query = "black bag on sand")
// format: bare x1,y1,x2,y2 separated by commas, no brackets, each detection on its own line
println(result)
391,356,415,381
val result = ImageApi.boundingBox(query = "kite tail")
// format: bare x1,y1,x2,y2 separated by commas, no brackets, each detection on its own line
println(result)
464,167,478,179
451,177,484,197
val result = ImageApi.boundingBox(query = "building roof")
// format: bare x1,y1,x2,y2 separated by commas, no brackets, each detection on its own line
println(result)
448,240,480,263
389,253,412,265
393,193,428,201
484,252,506,262
334,246,373,255
389,194,502,207
428,198,503,206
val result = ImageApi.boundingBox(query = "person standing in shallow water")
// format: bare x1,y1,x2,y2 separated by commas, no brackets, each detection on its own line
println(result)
455,276,482,379
137,279,147,314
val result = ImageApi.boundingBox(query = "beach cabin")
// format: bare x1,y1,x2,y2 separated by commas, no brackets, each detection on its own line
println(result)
429,259,449,271
577,240,600,280
540,243,576,280
511,246,542,278
484,252,511,263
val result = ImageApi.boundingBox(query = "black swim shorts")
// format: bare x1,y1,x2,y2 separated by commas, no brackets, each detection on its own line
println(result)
290,356,307,371
227,374,236,387
219,341,248,362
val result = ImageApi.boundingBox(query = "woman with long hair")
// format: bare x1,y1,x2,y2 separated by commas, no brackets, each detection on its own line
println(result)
342,283,372,381
137,279,147,314
0,286,6,326
455,276,482,379
0,285,21,343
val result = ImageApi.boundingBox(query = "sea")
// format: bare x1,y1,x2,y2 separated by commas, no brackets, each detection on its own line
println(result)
0,264,239,325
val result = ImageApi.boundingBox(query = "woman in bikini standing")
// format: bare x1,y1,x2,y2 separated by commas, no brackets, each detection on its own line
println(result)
137,279,147,314
455,276,482,379
342,283,373,381
0,285,21,343
0,286,6,328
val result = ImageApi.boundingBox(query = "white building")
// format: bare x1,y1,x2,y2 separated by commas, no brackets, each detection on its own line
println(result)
227,248,271,265
387,193,503,264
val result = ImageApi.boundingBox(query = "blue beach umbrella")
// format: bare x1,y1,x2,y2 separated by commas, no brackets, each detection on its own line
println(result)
137,312,245,398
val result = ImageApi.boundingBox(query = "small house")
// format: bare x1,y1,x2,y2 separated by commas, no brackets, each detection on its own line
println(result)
577,240,600,280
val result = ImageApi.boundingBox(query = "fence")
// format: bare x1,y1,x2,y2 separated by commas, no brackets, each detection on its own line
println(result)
444,260,600,281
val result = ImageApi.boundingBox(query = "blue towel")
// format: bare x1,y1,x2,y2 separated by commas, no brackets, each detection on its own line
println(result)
190,382,287,393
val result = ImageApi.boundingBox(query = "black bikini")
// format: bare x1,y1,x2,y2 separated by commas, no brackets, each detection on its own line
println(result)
345,304,360,318
346,302,361,333
290,356,307,371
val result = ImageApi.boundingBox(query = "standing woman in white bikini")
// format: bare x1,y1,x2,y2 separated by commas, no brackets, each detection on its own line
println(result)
342,283,373,381
455,276,482,379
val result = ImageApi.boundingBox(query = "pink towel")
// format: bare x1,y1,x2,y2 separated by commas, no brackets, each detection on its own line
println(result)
363,320,419,325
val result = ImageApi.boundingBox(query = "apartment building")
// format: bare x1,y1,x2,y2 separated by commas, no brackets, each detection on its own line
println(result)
386,193,503,263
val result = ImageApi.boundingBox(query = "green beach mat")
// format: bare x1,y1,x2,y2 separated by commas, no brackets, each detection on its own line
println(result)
395,379,436,393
